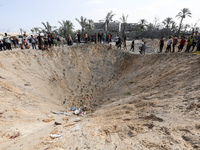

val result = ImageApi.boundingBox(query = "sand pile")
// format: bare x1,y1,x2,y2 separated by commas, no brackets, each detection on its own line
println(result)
0,45,200,150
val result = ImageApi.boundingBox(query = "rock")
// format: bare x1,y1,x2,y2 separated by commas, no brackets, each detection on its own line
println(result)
144,114,164,122
0,111,4,114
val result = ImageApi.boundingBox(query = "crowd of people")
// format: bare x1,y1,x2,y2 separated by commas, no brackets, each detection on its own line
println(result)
160,31,200,53
1,31,200,54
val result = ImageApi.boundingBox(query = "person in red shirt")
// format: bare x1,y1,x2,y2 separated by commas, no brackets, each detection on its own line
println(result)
20,44,23,49
23,39,26,46
107,33,111,44
178,36,186,52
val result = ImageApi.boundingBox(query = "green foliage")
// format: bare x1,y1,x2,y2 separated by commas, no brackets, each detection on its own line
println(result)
176,8,192,37
120,14,128,37
41,21,57,34
124,92,131,95
58,20,74,38
104,10,115,33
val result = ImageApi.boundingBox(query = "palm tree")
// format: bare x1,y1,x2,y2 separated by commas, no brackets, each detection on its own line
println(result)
41,21,57,34
19,28,23,35
34,27,40,34
120,14,128,37
162,17,174,29
171,21,178,33
192,19,200,33
176,8,192,37
30,28,34,34
138,19,148,31
58,20,74,38
183,24,190,33
75,16,87,34
86,19,94,31
104,10,115,34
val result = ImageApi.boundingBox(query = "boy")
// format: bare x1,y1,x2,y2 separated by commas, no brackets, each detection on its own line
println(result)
178,36,186,52
140,42,146,55
166,36,172,53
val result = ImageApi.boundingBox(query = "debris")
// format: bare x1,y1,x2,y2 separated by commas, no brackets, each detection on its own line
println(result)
9,132,20,139
63,123,75,127
50,134,62,139
42,116,54,123
43,141,53,144
193,51,200,55
70,124,81,133
54,122,62,126
0,111,4,114
71,107,76,111
82,105,87,111
63,98,66,104
24,83,31,86
74,109,80,115
44,147,49,150
74,118,81,122
51,111,71,116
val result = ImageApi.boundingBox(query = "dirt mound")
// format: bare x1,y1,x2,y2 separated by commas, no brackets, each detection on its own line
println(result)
0,45,200,150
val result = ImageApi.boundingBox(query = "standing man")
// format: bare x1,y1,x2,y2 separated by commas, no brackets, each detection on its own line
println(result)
172,35,178,53
98,32,100,43
197,33,200,51
85,32,88,43
178,36,186,52
0,40,6,51
57,36,61,47
166,36,173,53
37,34,42,48
30,35,36,49
193,31,199,51
99,32,102,43
77,32,81,44
159,37,164,53
94,33,97,44
61,36,64,47
140,42,146,55
107,33,111,44
185,35,194,52
3,33,12,50
130,39,135,52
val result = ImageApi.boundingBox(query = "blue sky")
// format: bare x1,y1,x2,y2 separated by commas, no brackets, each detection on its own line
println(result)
0,0,199,33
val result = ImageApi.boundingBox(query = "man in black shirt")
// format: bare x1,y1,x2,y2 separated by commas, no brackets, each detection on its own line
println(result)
77,32,81,43
159,37,164,53
130,39,135,52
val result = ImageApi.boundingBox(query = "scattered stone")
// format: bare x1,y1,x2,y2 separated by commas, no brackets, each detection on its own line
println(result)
144,114,164,122
54,122,62,126
0,111,4,114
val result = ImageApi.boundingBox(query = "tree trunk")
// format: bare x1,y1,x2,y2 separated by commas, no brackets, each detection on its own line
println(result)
106,22,108,34
177,17,183,37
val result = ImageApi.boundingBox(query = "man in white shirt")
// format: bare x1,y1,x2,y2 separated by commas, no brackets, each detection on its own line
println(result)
166,36,172,53
61,37,64,47
3,33,12,50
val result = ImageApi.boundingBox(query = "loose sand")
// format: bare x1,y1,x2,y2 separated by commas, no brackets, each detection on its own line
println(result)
0,43,200,150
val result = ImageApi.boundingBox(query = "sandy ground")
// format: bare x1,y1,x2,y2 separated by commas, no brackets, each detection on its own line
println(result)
0,43,200,150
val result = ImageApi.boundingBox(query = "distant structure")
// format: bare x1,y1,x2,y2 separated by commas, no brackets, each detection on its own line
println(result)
94,21,138,38
121,23,138,32
121,23,138,39
94,22,104,32
94,21,120,33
